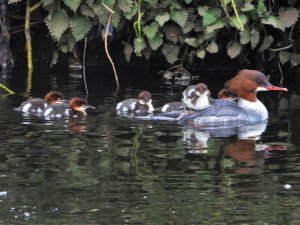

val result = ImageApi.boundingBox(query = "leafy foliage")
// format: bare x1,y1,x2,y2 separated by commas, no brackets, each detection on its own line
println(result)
279,8,299,29
69,17,92,41
45,10,69,40
227,42,242,59
63,0,81,12
143,22,159,40
170,9,188,28
155,12,170,27
162,43,180,64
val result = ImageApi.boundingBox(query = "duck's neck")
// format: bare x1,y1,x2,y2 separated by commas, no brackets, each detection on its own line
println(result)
238,98,268,121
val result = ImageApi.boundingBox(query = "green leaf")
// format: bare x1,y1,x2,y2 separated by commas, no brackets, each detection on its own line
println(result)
102,0,115,7
206,41,218,53
118,0,133,13
124,4,137,20
290,53,300,67
171,9,188,28
184,38,197,47
86,0,94,8
134,38,146,57
202,11,218,26
258,35,274,52
163,25,181,43
279,8,299,29
182,21,195,34
43,0,55,7
241,2,254,12
80,5,95,17
240,28,251,44
142,46,152,60
197,6,209,17
111,9,121,28
205,19,225,33
227,41,242,59
155,12,170,27
196,49,206,59
45,10,69,40
144,0,157,7
63,0,81,12
123,42,133,62
143,22,159,40
148,32,163,50
8,0,22,3
162,43,180,64
250,28,260,49
69,17,92,41
230,14,248,30
279,51,291,65
257,0,267,17
185,0,193,4
261,15,284,31
93,2,109,24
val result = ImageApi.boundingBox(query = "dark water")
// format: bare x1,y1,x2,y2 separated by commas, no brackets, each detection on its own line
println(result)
0,67,300,225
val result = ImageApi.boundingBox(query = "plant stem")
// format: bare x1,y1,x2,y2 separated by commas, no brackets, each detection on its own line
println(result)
83,37,89,95
0,83,15,94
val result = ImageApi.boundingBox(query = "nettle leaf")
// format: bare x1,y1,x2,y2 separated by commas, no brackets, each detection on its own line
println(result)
196,49,206,59
86,0,94,8
290,53,300,67
162,43,180,64
257,0,267,17
134,38,146,57
163,25,181,44
155,12,170,27
111,9,121,28
227,41,242,59
93,2,109,24
258,35,274,52
80,4,95,17
206,41,218,53
230,14,248,30
148,32,163,50
123,42,133,62
185,0,193,4
143,22,159,40
197,6,209,17
8,0,22,3
142,46,152,60
182,21,195,34
70,17,92,41
250,28,260,49
205,19,225,33
240,28,251,44
63,0,81,12
45,10,69,40
261,16,284,31
118,0,133,13
124,4,137,20
279,8,299,29
279,51,291,65
102,0,116,7
202,11,218,26
184,38,197,47
241,2,254,12
144,0,157,7
171,9,188,28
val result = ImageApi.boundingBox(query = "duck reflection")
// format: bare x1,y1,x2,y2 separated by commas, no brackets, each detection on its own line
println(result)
182,122,287,174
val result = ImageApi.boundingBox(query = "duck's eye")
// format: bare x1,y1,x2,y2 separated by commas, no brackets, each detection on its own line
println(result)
257,80,263,84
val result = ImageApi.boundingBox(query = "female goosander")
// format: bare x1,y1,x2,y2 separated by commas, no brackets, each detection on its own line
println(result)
182,83,211,111
44,97,94,118
116,91,154,114
179,69,287,125
15,91,64,114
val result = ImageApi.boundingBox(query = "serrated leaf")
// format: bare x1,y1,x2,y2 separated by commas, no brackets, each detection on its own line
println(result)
143,22,159,40
197,6,209,17
258,35,274,52
155,12,170,27
250,28,260,49
290,53,300,67
196,49,206,59
111,9,121,28
142,46,152,60
185,0,193,4
230,14,248,30
124,4,137,20
206,41,218,53
144,0,157,7
162,43,180,64
240,28,250,44
182,21,195,34
202,11,218,26
261,16,284,31
60,45,68,53
86,0,94,8
279,8,299,29
257,0,267,17
205,19,225,33
184,38,197,47
123,42,133,62
63,0,81,12
102,0,115,7
148,33,163,50
134,38,146,57
171,9,188,28
163,25,181,44
227,41,242,59
93,1,108,24
80,5,95,17
70,17,92,41
45,10,69,40
118,0,133,13
279,51,291,65
241,2,254,12
8,0,21,3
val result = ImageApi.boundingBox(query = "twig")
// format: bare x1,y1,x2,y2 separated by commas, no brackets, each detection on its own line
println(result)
104,13,120,89
0,83,15,94
83,36,89,95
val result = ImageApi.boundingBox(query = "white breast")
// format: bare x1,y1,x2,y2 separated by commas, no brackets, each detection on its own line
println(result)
238,98,268,121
